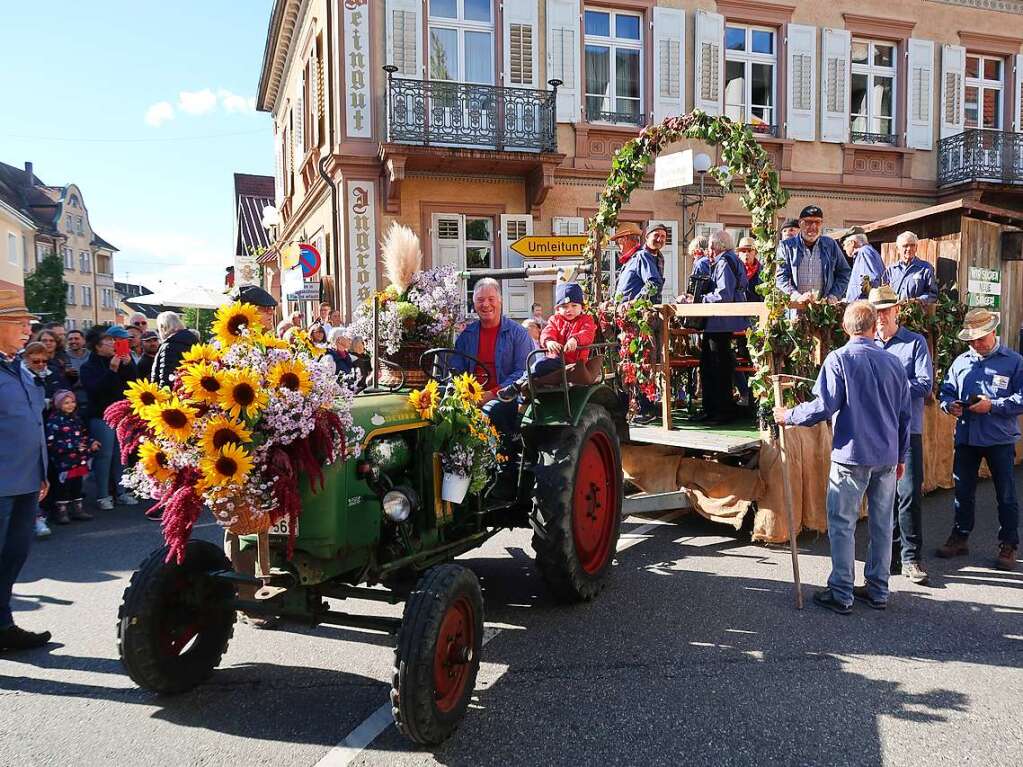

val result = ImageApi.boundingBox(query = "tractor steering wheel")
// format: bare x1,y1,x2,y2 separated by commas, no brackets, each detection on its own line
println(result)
419,348,492,389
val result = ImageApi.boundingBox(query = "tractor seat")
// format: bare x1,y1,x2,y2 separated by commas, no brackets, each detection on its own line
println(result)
532,355,605,388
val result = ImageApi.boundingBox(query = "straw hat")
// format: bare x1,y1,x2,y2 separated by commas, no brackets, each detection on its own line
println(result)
867,285,901,310
737,236,756,251
609,222,642,241
0,289,36,322
957,308,1000,342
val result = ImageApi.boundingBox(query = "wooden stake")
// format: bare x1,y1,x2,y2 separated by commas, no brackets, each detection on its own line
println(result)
773,376,803,609
661,305,673,431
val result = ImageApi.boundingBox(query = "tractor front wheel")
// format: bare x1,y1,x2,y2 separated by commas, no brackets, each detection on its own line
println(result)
117,540,236,694
530,405,623,602
391,564,483,745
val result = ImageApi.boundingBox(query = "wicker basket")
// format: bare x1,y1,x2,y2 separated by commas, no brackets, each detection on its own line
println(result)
378,342,429,388
216,503,273,536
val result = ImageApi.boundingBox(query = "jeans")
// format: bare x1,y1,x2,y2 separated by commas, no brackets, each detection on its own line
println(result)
826,462,897,606
88,417,122,500
482,398,520,440
893,433,924,564
952,443,1019,546
700,332,735,417
0,493,40,628
531,357,564,379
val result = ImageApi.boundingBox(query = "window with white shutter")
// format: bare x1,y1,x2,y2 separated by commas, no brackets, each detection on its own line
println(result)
850,39,897,144
274,131,284,207
500,214,534,318
906,38,934,150
547,0,580,123
509,25,534,86
1015,53,1023,132
295,79,306,155
66,283,76,305
786,23,816,141
386,0,422,78
820,28,851,143
652,6,684,123
964,53,1005,130
552,216,585,236
724,24,777,134
940,44,966,139
694,11,724,115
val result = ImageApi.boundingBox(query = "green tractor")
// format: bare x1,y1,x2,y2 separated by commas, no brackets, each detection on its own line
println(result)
117,270,628,745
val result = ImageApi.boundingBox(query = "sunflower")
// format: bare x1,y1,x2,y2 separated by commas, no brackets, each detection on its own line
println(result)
137,441,175,483
180,343,220,365
199,442,254,489
125,379,171,417
179,361,225,405
144,396,197,442
268,359,312,396
218,368,268,420
408,380,439,420
254,332,289,350
212,302,263,347
453,373,484,405
200,415,252,455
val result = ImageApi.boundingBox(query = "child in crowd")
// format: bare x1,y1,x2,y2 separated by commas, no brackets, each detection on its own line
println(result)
45,390,98,525
498,282,596,402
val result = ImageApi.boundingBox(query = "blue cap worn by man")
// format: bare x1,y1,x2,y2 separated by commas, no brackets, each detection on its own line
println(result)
937,308,1022,571
775,300,911,614
775,205,852,303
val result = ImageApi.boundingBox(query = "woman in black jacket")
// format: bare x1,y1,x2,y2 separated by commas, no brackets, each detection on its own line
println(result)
80,325,138,509
151,311,197,387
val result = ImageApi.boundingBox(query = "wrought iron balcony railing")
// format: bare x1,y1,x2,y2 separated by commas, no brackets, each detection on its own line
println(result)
384,69,558,153
851,131,897,145
585,104,646,127
938,128,1023,187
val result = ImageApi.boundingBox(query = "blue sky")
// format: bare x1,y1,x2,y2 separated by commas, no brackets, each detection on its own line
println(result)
0,0,275,291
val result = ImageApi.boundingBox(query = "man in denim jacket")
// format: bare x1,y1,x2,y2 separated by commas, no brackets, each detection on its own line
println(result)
775,205,851,303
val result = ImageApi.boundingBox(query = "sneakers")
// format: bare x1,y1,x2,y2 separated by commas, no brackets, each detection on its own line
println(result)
96,496,115,511
34,516,51,539
630,411,659,426
936,532,969,559
69,499,93,521
53,502,71,525
0,624,52,652
902,561,929,585
996,543,1018,572
853,585,888,610
116,491,139,506
812,588,852,615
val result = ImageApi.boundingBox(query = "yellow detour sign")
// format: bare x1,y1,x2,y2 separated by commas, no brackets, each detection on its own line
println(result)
509,235,588,259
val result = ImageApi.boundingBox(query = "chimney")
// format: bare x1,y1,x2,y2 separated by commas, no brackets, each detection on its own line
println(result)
24,161,33,181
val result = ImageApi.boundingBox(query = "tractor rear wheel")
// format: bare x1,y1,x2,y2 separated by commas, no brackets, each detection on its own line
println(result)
391,564,483,745
530,404,623,602
117,540,236,694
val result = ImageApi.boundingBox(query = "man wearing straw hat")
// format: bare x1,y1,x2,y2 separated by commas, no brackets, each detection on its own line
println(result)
608,222,643,266
937,308,1022,571
0,290,52,651
872,286,933,584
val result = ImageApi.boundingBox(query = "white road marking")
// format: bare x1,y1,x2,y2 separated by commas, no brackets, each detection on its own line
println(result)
314,509,682,767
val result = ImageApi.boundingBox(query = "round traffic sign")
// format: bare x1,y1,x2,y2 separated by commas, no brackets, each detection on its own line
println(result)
298,243,321,278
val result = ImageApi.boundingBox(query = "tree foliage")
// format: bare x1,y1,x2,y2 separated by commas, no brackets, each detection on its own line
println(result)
24,252,67,323
183,307,214,341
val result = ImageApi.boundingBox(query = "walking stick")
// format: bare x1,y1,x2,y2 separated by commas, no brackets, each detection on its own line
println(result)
772,375,803,609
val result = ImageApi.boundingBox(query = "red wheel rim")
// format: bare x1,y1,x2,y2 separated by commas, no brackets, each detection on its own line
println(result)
433,595,476,713
572,430,618,575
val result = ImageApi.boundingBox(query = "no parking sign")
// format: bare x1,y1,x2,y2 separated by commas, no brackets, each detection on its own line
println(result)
298,243,321,278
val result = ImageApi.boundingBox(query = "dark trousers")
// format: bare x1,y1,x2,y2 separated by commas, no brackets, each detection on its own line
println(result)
952,443,1020,546
893,433,924,563
700,332,735,418
635,318,662,416
54,476,84,504
531,357,564,378
0,492,40,628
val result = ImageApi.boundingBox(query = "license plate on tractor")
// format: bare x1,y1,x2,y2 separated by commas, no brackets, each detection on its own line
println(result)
268,517,297,537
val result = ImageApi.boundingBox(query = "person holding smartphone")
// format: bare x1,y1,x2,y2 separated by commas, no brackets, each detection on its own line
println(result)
79,325,139,511
938,309,1022,571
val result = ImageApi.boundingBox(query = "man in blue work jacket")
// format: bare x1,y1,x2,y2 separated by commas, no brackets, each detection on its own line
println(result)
0,290,51,652
775,301,911,614
844,233,886,302
775,205,851,303
937,308,1022,571
872,286,933,584
883,231,937,303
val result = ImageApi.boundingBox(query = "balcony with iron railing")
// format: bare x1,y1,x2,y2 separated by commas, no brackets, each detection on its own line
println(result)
938,128,1023,187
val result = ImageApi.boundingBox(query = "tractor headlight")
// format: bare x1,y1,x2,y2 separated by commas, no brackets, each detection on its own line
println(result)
382,487,417,522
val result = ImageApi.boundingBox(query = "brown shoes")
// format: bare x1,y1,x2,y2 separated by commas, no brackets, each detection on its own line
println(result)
936,532,969,559
996,543,1018,571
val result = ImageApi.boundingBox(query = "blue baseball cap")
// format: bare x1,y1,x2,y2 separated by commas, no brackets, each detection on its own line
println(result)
555,282,584,307
104,325,130,339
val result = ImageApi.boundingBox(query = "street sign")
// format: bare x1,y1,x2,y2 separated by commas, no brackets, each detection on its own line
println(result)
653,149,694,191
967,292,1001,309
967,266,1001,312
509,235,588,259
523,259,584,281
298,243,321,277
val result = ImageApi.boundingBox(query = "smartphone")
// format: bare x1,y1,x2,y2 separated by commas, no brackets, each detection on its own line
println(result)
955,394,981,408
114,339,131,358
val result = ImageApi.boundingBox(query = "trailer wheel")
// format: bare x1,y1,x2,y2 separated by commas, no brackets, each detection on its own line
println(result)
391,564,483,745
117,540,236,694
530,404,623,602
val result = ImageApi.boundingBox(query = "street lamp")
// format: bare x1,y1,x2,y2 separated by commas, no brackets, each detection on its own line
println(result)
678,152,725,244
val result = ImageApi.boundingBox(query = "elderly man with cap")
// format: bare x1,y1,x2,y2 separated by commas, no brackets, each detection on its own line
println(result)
233,284,279,328
776,205,851,303
844,232,885,302
775,301,910,614
938,309,1022,571
883,231,937,303
136,330,160,381
780,218,801,242
0,290,51,651
872,286,933,584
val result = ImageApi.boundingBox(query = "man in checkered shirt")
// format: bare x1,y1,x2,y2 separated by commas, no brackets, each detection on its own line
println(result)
775,205,851,304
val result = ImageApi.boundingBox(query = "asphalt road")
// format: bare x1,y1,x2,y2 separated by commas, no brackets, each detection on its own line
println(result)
2,473,1021,767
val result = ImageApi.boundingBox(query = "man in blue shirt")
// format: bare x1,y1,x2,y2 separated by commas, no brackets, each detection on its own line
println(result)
844,234,885,302
937,309,1022,571
775,301,910,614
775,205,851,303
883,231,937,303
871,286,933,584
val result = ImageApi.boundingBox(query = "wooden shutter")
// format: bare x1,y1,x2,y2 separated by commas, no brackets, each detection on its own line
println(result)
431,213,463,269
648,219,679,299
308,55,319,149
295,81,306,156
652,7,684,123
552,216,585,235
906,38,935,150
274,132,284,207
785,24,817,141
547,0,580,123
504,2,537,88
940,45,965,139
500,214,534,318
820,28,851,143
694,11,724,116
1015,53,1023,132
386,0,422,78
